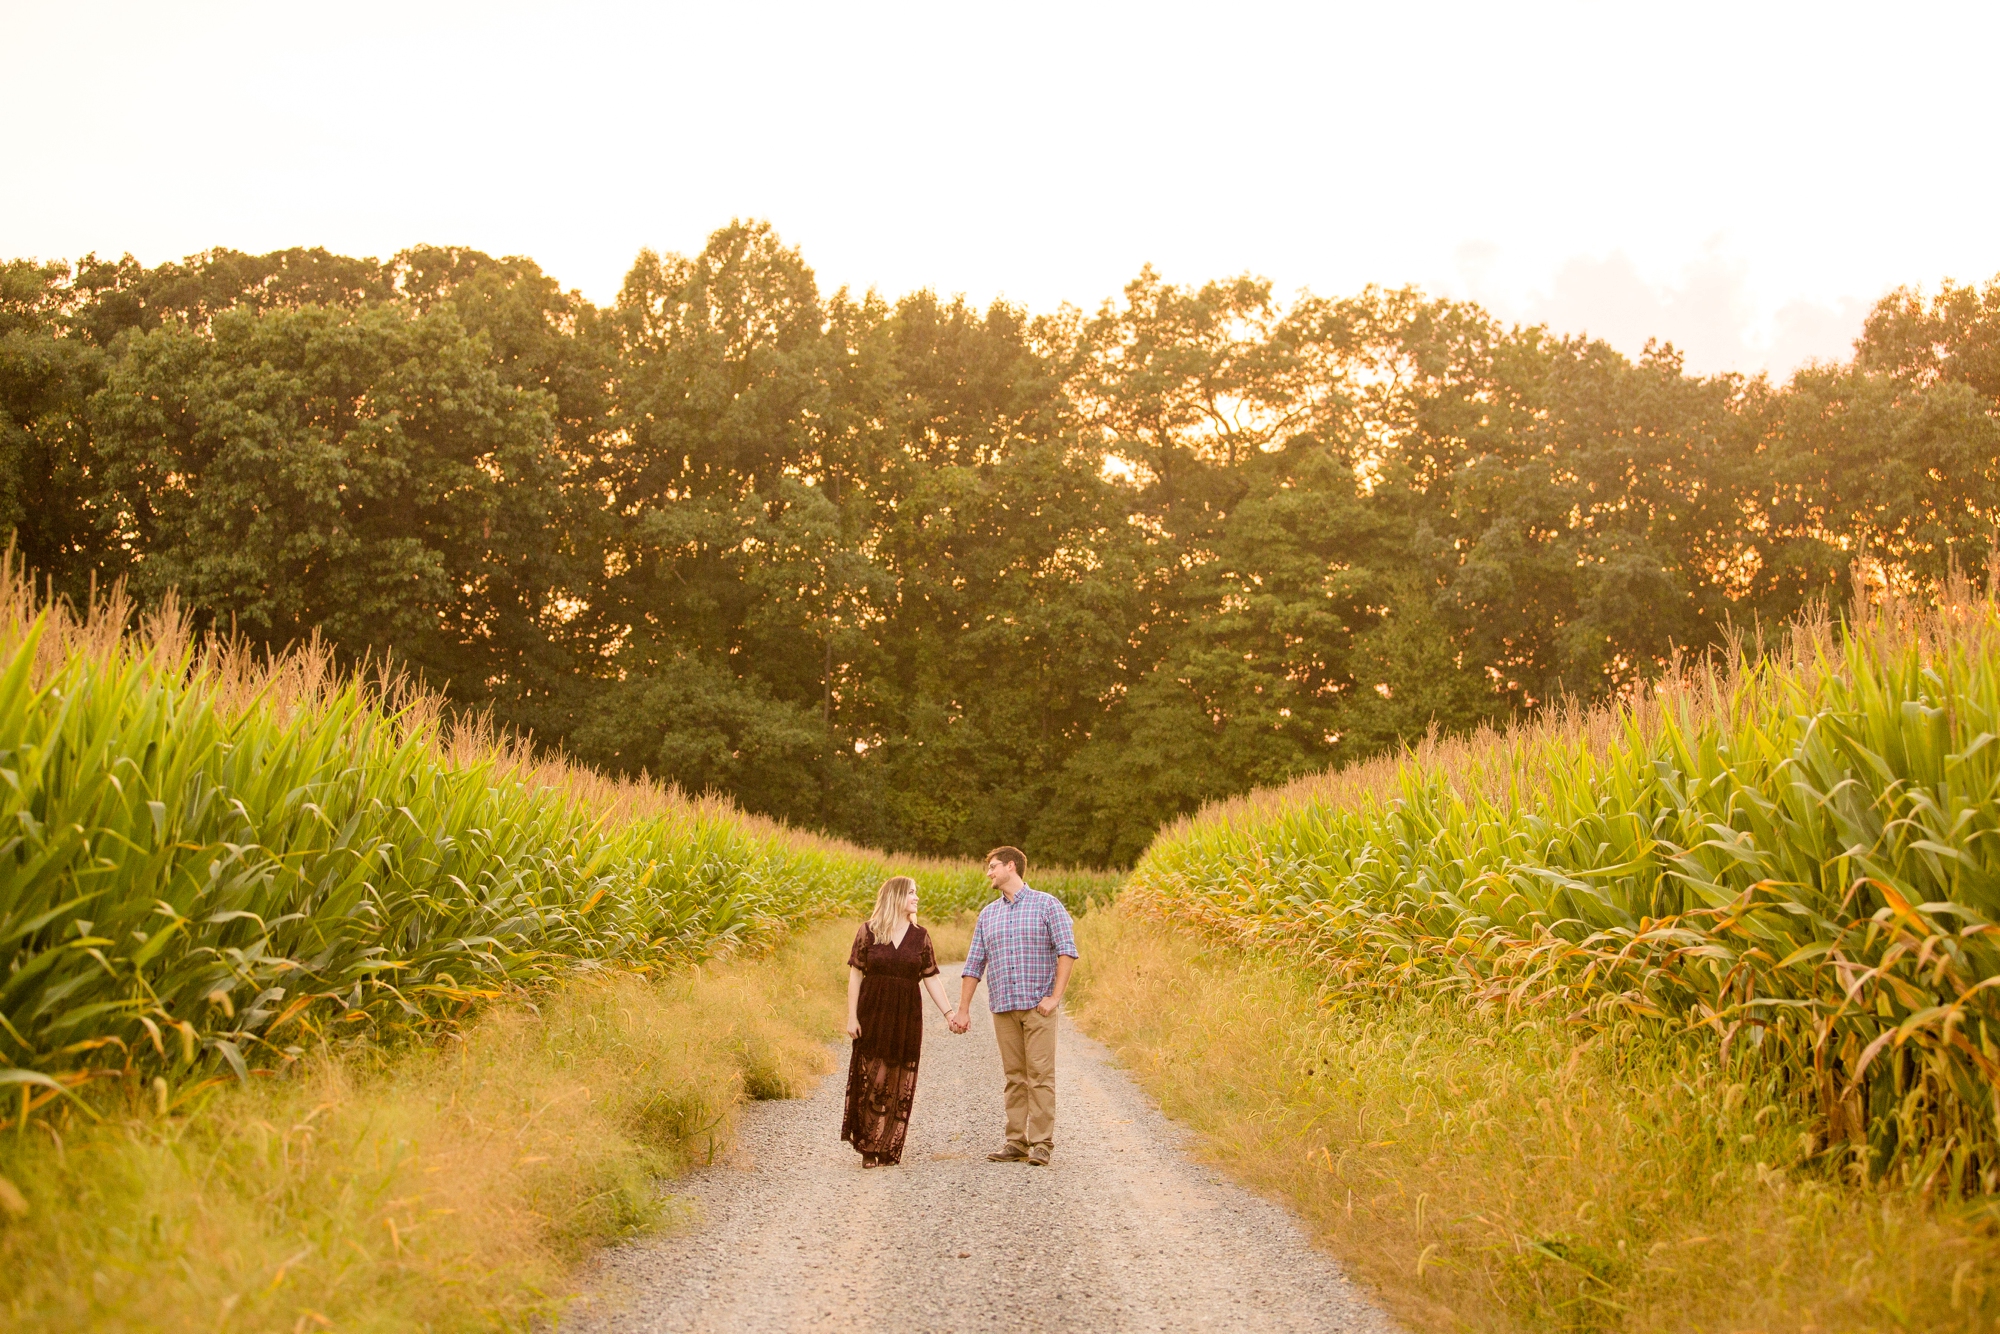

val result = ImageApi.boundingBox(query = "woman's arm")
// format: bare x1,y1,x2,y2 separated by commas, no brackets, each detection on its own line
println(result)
845,965,864,1040
922,972,953,1019
952,914,984,1033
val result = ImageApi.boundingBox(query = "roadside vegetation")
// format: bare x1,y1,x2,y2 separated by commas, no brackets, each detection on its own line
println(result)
2,919,853,1334
1073,912,2000,1332
0,569,1110,1329
1072,580,2000,1331
0,564,1102,1118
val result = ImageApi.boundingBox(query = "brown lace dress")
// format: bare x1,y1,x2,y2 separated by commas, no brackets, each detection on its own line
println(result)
840,922,939,1164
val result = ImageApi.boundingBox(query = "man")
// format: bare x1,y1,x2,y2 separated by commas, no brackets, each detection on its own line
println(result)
950,846,1078,1166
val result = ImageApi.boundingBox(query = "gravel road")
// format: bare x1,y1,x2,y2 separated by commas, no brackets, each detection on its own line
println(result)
566,964,1399,1333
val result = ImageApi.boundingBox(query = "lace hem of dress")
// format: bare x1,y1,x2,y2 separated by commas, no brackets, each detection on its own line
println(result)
840,1054,919,1163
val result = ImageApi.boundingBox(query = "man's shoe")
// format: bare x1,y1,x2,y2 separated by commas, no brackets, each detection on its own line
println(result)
986,1144,1030,1162
1026,1145,1051,1166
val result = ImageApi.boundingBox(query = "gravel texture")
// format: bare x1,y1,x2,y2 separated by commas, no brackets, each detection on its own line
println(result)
565,964,1400,1333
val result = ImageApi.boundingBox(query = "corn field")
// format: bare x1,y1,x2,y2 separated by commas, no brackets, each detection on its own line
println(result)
1130,580,2000,1194
0,569,1101,1123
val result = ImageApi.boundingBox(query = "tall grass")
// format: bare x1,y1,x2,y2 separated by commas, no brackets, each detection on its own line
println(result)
1130,577,2000,1193
1069,911,2000,1333
0,918,858,1334
0,565,1107,1122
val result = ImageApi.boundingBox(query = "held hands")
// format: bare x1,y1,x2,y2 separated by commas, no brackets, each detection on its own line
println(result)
947,1008,970,1034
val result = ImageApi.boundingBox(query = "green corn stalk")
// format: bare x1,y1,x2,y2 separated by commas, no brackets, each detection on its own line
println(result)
0,570,1118,1118
1131,590,2000,1193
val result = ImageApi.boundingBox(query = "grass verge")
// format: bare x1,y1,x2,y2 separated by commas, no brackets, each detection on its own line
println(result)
1069,909,2000,1334
923,911,976,965
0,919,856,1334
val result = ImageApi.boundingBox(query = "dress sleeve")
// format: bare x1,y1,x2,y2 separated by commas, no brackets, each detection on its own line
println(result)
918,929,940,980
847,922,873,973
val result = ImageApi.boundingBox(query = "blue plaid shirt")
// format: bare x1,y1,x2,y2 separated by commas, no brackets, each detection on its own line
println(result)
961,885,1078,1014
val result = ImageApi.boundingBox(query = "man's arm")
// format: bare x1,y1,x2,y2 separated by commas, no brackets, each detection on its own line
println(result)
952,972,979,1032
1035,899,1080,1015
951,914,985,1033
1034,954,1074,1016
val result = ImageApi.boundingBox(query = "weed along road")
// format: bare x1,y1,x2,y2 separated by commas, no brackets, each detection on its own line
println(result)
568,964,1398,1333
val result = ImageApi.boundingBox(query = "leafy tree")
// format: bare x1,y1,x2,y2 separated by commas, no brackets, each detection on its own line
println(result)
9,228,1999,867
66,247,394,347
565,222,856,823
0,261,113,600
566,650,832,813
89,302,565,696
1759,363,2000,596
1857,276,2000,403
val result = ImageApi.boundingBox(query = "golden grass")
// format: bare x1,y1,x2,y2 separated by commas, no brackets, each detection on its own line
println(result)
0,919,856,1334
922,911,978,965
1069,908,2000,1334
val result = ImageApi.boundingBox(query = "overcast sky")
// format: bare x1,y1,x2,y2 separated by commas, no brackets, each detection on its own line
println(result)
4,1,1994,377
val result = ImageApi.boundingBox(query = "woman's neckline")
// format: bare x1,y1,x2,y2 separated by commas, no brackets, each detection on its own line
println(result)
888,922,915,949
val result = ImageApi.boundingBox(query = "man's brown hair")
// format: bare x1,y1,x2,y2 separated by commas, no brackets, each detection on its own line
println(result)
986,846,1027,877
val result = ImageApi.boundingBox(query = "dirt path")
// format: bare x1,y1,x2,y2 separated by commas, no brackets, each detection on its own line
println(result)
567,965,1398,1333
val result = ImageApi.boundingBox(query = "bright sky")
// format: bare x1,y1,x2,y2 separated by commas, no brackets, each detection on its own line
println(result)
4,1,1995,377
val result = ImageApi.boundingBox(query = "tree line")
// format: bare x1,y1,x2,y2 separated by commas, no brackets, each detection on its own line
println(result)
5,223,1997,865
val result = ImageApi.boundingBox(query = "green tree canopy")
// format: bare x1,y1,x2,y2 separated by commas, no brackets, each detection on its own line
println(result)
8,227,1997,866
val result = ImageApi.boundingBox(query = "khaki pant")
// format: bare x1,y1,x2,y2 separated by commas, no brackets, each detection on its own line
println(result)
991,1006,1058,1150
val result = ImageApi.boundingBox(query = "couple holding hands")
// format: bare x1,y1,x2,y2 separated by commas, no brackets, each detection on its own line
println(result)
839,846,1078,1168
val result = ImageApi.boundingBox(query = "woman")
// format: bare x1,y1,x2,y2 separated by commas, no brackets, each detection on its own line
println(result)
841,876,954,1167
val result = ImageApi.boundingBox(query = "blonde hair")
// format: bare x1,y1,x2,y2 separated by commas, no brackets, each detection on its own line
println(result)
867,876,917,943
